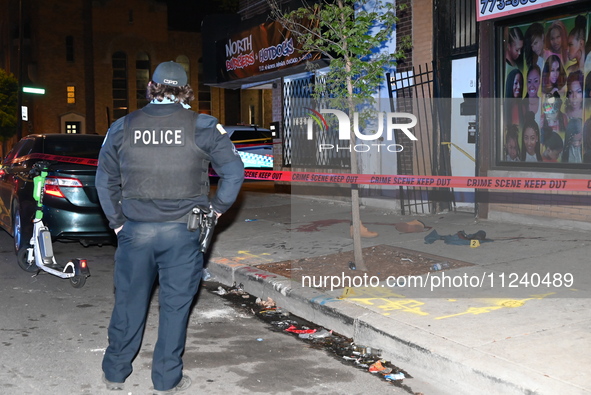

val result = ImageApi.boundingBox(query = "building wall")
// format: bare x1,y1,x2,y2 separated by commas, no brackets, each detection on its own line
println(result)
92,1,201,134
1,0,203,139
271,81,282,124
485,169,591,229
490,190,591,222
0,0,11,70
240,89,261,125
411,0,433,69
210,87,224,121
92,0,163,132
262,88,273,129
27,1,89,134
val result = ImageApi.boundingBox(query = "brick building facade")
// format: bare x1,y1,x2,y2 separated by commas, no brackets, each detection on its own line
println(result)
0,0,208,150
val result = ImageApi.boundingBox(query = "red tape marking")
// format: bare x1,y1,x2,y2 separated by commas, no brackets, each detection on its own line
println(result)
12,157,585,192
6,153,98,167
233,169,591,192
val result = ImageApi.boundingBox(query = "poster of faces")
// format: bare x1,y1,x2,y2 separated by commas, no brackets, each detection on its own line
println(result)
502,12,591,164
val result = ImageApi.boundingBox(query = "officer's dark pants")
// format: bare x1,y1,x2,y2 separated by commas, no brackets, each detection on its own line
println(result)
102,221,202,391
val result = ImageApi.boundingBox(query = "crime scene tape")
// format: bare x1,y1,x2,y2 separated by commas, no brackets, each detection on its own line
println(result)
232,138,273,144
12,152,589,192
237,169,591,192
4,153,98,166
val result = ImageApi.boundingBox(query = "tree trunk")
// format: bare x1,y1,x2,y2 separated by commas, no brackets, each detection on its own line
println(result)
346,54,367,271
350,169,367,271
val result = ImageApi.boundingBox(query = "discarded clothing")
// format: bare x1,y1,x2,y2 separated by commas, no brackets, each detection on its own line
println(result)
394,219,431,233
368,360,392,374
424,230,492,245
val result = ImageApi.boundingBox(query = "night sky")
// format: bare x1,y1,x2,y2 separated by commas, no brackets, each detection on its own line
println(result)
166,0,237,32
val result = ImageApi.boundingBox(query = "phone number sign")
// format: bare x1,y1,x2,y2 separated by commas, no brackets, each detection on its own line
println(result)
477,0,579,21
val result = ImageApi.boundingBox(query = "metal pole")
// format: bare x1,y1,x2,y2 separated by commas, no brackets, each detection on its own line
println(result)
16,0,24,140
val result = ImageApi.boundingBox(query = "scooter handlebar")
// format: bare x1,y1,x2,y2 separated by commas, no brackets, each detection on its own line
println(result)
29,160,52,177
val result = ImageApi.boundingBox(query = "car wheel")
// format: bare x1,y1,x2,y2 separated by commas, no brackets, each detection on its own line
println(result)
13,203,27,252
13,201,33,252
16,246,38,273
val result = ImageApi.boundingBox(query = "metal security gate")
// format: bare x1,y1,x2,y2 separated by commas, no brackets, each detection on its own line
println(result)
282,74,351,168
387,63,454,215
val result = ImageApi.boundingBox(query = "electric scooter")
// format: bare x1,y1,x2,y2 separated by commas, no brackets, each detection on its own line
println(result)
17,161,90,288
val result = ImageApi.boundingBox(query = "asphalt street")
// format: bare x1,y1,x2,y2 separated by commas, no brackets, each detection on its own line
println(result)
0,228,415,395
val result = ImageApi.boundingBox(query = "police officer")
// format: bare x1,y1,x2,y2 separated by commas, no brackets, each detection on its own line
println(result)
97,61,244,393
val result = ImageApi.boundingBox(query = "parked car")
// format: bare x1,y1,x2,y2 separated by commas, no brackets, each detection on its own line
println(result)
0,134,114,254
224,125,274,168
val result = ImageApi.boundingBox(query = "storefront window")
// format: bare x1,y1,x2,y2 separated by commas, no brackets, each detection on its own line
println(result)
500,12,591,166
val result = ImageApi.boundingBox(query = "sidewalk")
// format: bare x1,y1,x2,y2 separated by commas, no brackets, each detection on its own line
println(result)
207,183,591,395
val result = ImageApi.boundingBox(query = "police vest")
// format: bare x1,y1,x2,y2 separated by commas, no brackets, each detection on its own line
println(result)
119,107,210,200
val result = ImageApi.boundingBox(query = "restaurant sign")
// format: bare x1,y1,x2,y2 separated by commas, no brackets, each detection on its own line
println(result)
477,0,580,22
217,20,321,82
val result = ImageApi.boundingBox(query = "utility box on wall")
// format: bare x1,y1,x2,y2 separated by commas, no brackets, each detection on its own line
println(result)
269,121,280,139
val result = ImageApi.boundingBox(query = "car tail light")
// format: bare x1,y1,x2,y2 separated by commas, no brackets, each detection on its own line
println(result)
44,176,84,198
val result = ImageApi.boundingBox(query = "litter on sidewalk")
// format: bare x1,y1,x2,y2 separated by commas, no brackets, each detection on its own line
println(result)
285,325,316,334
213,286,227,295
424,229,492,245
255,296,276,308
369,360,393,374
384,372,405,381
299,328,333,339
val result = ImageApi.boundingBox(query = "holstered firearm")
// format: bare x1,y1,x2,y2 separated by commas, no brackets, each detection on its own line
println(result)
187,205,218,253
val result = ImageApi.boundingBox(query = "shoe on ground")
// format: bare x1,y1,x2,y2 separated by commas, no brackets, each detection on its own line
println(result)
350,224,379,238
102,373,124,391
153,375,192,394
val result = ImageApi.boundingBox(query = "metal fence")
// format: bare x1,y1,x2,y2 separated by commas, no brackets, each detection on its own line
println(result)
387,63,453,214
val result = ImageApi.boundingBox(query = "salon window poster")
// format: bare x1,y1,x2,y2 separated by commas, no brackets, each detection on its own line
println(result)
502,13,591,164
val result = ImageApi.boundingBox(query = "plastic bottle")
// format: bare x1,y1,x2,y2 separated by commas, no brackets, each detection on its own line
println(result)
384,372,405,381
431,262,450,271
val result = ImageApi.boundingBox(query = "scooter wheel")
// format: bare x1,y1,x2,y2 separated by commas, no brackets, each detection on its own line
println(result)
16,247,38,273
70,275,86,288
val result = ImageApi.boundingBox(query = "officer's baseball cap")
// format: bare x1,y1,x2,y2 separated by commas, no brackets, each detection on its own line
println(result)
152,61,188,87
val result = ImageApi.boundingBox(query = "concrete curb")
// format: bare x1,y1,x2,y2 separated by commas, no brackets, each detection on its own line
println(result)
207,258,588,395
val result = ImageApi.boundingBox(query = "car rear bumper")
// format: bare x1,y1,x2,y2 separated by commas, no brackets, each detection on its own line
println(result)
43,207,113,242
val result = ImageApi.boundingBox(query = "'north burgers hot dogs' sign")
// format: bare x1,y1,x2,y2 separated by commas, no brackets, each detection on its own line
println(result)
216,20,321,82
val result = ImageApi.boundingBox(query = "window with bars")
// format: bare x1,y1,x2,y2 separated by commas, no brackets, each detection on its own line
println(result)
136,52,150,108
452,0,478,56
112,52,128,120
